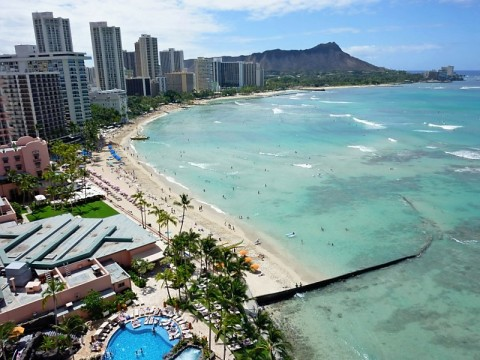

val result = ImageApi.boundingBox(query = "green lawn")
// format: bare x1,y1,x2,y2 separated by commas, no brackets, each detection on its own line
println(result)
27,200,119,221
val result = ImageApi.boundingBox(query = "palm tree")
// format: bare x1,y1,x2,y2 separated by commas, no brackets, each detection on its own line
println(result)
254,326,292,360
132,191,147,228
174,193,193,232
148,204,164,237
0,321,15,360
53,314,86,342
159,210,177,243
42,278,66,327
155,267,174,302
131,258,155,280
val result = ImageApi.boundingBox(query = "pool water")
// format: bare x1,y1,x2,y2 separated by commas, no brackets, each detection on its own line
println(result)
106,317,179,360
174,346,202,360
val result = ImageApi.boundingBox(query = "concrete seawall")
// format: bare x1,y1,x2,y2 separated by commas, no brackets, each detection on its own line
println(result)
256,247,428,306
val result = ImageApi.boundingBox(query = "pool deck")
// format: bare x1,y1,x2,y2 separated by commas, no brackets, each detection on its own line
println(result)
76,275,234,360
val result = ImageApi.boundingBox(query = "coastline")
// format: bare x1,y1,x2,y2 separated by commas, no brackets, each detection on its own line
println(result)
99,95,319,299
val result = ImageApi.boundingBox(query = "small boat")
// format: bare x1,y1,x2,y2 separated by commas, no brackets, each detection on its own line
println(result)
131,134,149,140
131,129,149,140
285,232,296,238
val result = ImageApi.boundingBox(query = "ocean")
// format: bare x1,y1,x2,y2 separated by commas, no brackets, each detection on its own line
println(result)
133,72,480,359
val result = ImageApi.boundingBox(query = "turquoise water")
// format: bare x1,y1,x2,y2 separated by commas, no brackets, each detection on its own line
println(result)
135,73,480,359
106,318,179,360
174,346,202,360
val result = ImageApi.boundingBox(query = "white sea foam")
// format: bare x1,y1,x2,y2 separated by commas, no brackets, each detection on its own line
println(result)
189,162,210,169
329,114,352,118
272,108,284,114
413,130,439,133
452,237,479,244
426,146,437,149
293,163,313,169
454,167,480,173
428,123,463,131
433,87,445,90
214,120,222,124
348,145,376,153
259,151,284,157
164,175,189,190
353,117,385,129
388,138,398,143
235,101,247,106
445,150,480,160
197,200,225,214
320,100,353,104
460,86,480,90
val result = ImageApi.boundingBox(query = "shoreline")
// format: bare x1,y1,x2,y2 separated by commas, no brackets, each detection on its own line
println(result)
100,94,319,298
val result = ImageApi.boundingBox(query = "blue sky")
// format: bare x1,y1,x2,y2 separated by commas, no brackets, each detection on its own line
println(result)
1,0,479,70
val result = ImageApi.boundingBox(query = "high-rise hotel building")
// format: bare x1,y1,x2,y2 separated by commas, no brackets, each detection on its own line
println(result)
135,35,159,79
32,12,73,53
159,48,184,75
90,22,125,90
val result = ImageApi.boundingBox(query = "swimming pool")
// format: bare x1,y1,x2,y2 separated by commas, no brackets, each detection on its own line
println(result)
106,317,180,360
173,346,202,360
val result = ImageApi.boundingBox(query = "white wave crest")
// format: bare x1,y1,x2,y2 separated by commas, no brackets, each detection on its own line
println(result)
445,150,480,160
413,130,439,133
189,162,210,169
214,120,222,124
235,101,247,106
460,86,480,90
388,138,398,143
272,108,284,114
198,200,225,214
452,237,479,244
293,163,312,169
259,152,283,157
454,167,480,173
164,176,189,190
353,117,385,129
320,100,353,104
348,145,376,153
428,123,463,131
426,146,437,149
329,114,352,118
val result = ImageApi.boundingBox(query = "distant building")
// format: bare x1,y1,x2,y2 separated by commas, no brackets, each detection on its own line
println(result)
160,48,184,75
86,66,96,87
32,12,73,53
89,89,128,123
424,65,463,82
123,50,136,78
135,35,159,79
0,197,17,225
165,72,195,93
0,46,91,128
194,57,218,91
126,77,151,96
0,71,65,143
213,60,264,88
90,22,125,91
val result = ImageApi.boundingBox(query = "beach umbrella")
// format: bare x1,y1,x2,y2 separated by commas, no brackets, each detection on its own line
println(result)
10,326,24,338
239,250,248,256
250,263,260,271
244,257,252,263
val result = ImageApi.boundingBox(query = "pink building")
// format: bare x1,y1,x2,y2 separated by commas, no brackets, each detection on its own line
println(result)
0,136,50,199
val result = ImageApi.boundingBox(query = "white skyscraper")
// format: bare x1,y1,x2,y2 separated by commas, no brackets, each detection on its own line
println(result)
32,12,73,53
159,48,184,75
135,34,159,79
90,22,125,90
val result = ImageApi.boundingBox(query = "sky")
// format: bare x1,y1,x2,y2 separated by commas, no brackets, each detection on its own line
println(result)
1,0,479,70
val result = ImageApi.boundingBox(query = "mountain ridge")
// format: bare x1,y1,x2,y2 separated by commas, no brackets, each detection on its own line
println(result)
185,42,381,73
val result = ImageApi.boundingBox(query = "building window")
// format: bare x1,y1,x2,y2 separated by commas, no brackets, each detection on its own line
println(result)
118,282,125,288
14,155,21,162
2,157,8,164
15,164,22,171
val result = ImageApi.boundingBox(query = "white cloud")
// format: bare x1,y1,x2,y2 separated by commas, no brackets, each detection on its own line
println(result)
345,43,442,58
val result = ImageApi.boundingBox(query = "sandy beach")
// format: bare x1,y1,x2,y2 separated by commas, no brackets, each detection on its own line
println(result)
95,94,318,300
